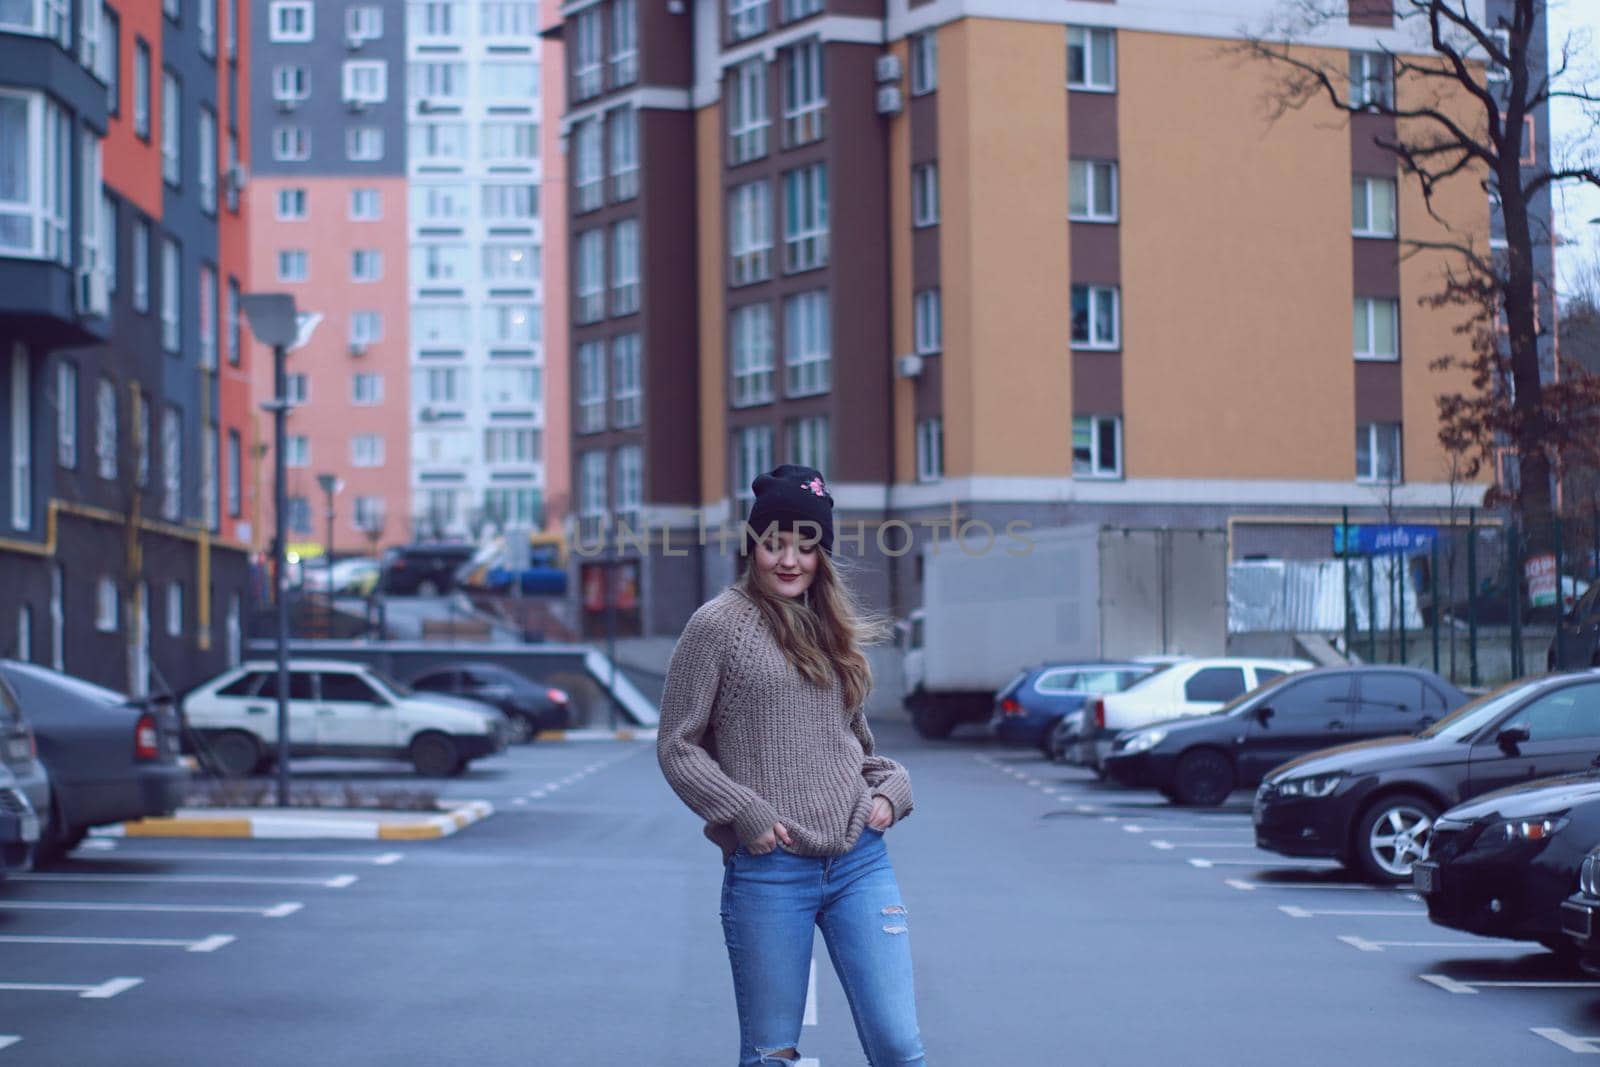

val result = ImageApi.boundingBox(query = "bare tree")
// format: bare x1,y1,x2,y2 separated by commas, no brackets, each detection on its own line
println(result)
1237,0,1600,541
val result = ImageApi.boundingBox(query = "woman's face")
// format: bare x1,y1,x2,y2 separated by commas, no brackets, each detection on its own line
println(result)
753,529,820,599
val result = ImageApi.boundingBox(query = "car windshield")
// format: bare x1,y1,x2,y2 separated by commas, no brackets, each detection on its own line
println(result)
1416,679,1540,742
363,667,414,699
1216,672,1292,716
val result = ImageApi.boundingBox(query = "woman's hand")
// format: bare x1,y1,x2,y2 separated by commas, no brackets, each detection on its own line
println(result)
867,795,894,830
748,822,793,855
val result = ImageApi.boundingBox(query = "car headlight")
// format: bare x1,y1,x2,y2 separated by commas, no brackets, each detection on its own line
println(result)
1277,773,1343,798
1120,729,1166,754
1582,849,1600,897
1492,815,1569,843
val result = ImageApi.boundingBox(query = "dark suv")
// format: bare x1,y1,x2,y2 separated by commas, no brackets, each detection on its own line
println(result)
1550,582,1600,671
379,543,476,597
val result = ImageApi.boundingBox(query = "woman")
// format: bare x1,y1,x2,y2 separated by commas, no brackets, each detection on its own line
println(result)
657,464,926,1067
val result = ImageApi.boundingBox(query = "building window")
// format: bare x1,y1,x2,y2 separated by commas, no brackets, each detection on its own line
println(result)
910,31,937,95
614,445,642,524
915,416,942,483
347,4,382,42
160,406,181,521
482,365,540,407
728,59,769,165
914,289,941,355
102,8,119,113
272,64,310,106
409,122,466,163
277,249,308,283
731,303,775,407
93,376,116,479
480,61,537,100
1067,26,1115,91
780,0,819,20
166,582,183,638
7,352,26,531
610,0,637,87
351,372,383,405
202,424,218,530
414,246,467,287
133,39,151,138
1070,285,1119,350
483,428,538,466
0,91,71,264
269,0,314,42
731,425,773,512
412,184,469,223
161,70,180,186
1354,297,1399,361
131,219,150,311
226,278,240,365
578,451,608,537
56,361,77,470
610,220,640,316
273,126,310,161
79,0,102,80
286,495,311,534
285,373,309,406
577,341,607,433
350,310,383,344
346,126,385,161
572,7,602,101
409,0,461,37
198,0,216,56
161,237,181,353
276,188,308,221
483,303,538,345
161,0,177,22
573,118,602,213
785,415,828,476
353,496,385,535
343,60,388,104
198,264,217,369
482,184,535,223
611,334,642,428
409,59,466,100
728,0,767,41
351,249,382,281
1069,159,1117,223
95,577,117,632
1352,176,1397,237
911,163,939,227
781,39,824,147
483,243,538,283
413,305,468,344
285,433,309,467
101,192,116,294
79,128,103,285
729,180,772,286
575,229,606,324
609,106,639,201
1357,422,1402,483
1349,51,1394,109
481,122,537,163
784,290,830,397
782,163,828,273
135,391,150,487
415,366,462,406
351,434,385,468
226,429,241,518
1072,414,1122,479
350,187,381,219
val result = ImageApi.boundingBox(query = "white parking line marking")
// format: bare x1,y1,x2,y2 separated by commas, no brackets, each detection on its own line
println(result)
803,958,817,1026
797,1060,820,1067
1188,858,1339,869
1076,805,1097,814
1420,974,1478,995
1101,816,1121,823
1125,825,1253,835
73,848,403,865
0,900,303,917
1338,935,1527,953
0,934,235,953
1154,841,1255,849
12,873,356,889
1280,905,1423,918
1533,1028,1600,1054
528,791,548,799
1424,977,1600,995
0,977,142,999
374,853,404,865
0,1037,18,1051
1151,841,1175,851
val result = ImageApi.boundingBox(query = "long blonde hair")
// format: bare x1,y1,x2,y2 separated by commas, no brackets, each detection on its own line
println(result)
736,547,892,711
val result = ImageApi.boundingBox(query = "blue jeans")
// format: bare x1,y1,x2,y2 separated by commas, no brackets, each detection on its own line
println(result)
720,826,926,1066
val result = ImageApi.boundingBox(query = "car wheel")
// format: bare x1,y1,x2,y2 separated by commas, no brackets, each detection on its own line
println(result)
910,706,954,740
1170,749,1235,807
204,730,262,779
416,579,440,597
507,714,534,745
1353,793,1439,883
31,794,83,867
409,732,460,777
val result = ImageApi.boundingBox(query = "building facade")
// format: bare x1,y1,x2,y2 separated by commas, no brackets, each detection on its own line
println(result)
0,0,255,694
557,0,1526,636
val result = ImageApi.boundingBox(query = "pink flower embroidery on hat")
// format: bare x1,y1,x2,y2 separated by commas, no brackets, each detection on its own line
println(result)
804,476,827,497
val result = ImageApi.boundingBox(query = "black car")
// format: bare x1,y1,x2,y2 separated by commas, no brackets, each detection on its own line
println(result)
379,543,477,597
1550,582,1600,671
0,661,189,862
408,664,571,743
1560,847,1600,972
1415,773,1600,958
0,764,40,875
1105,666,1467,806
1254,671,1600,882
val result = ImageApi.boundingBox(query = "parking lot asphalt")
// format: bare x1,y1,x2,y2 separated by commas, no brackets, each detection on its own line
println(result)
6,717,1599,1064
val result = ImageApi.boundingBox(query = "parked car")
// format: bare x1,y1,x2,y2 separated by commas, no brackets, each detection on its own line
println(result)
1414,773,1600,960
1560,846,1600,973
183,659,510,777
0,668,50,845
1255,672,1600,882
1071,657,1313,771
1549,581,1600,671
378,543,477,597
1048,709,1086,762
408,664,571,744
989,663,1155,751
0,661,187,863
302,557,381,596
0,764,39,876
1105,666,1468,806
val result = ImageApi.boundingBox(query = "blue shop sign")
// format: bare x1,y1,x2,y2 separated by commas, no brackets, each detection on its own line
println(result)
1333,524,1438,556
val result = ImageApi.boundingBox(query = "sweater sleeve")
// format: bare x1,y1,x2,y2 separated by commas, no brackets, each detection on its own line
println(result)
656,609,783,845
850,708,914,825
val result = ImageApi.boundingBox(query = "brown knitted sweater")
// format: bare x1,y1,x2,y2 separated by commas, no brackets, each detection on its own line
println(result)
656,586,915,858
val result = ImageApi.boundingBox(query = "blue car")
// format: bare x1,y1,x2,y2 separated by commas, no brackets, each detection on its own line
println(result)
989,663,1156,752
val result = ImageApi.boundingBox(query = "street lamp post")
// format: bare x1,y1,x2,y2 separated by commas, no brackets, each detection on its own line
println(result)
316,473,343,620
240,294,321,808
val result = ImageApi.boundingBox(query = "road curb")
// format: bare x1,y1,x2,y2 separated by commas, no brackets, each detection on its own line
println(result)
535,728,658,743
95,800,495,841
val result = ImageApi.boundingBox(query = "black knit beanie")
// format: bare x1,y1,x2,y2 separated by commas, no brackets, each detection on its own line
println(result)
746,464,834,554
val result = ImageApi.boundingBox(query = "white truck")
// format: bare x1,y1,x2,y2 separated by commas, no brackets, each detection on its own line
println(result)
900,524,1227,738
